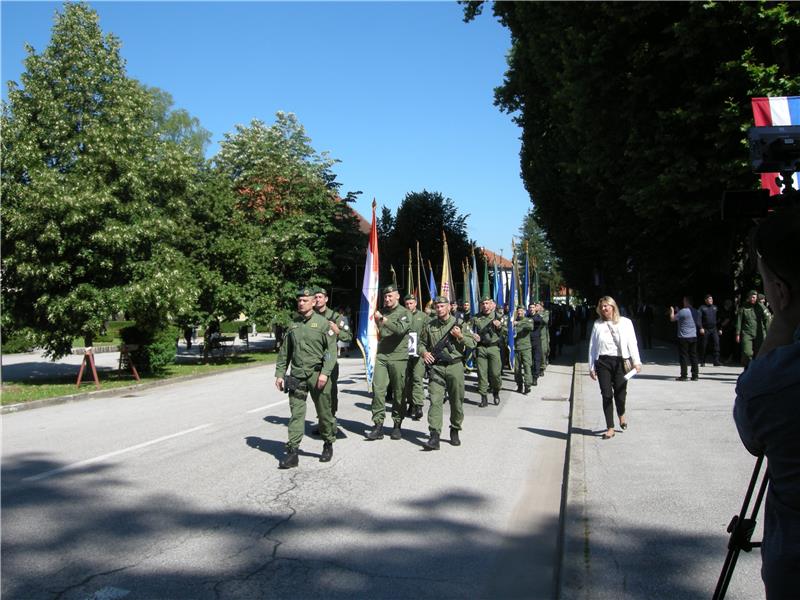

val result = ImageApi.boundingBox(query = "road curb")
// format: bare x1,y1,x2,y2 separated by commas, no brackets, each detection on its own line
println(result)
1,361,271,415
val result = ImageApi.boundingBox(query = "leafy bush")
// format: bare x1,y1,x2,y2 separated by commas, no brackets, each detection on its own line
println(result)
1,329,36,354
120,325,179,374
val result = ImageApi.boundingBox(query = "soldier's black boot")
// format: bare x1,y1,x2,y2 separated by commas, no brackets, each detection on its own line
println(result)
479,394,488,408
493,391,501,405
450,428,461,446
319,442,333,462
523,386,531,395
390,423,402,440
279,447,299,469
413,405,423,420
424,430,440,451
366,425,384,441
516,383,523,393
532,377,538,387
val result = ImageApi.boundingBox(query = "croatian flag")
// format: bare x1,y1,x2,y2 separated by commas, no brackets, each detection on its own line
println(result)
751,96,800,195
357,201,379,388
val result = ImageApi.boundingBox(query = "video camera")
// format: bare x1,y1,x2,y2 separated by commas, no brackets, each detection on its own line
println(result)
722,125,800,220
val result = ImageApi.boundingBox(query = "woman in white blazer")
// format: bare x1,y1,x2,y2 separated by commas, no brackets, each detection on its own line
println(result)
588,296,642,439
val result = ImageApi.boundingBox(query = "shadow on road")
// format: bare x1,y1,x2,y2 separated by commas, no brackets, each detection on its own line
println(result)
1,451,731,600
519,426,568,440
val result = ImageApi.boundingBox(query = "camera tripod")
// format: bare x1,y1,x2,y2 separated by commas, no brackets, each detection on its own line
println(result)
712,454,769,600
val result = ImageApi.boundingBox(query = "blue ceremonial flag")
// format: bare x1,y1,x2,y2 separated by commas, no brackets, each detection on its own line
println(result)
508,244,517,369
494,260,504,307
427,260,437,302
356,201,379,389
469,249,479,316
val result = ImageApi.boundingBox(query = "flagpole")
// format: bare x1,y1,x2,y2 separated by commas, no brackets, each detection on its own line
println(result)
416,241,423,305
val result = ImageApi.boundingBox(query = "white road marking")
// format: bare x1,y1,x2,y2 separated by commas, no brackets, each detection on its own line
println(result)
23,424,213,482
246,399,289,414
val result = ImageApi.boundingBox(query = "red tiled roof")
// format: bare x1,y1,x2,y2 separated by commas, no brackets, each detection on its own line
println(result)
479,247,513,268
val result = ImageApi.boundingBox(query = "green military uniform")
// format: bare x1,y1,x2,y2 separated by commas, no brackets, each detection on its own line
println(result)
736,296,771,367
319,304,352,416
540,307,550,370
419,311,476,435
404,304,428,415
471,307,505,400
514,313,534,392
371,294,412,427
275,308,337,451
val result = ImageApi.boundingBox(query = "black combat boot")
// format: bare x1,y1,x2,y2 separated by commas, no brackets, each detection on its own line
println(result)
319,442,333,462
413,405,423,420
450,428,461,446
390,423,402,440
523,386,531,395
279,447,299,469
493,391,501,405
366,425,384,441
531,377,538,387
424,430,440,451
479,394,488,408
516,383,523,393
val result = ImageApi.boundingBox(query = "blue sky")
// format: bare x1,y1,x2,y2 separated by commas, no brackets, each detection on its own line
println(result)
2,1,530,259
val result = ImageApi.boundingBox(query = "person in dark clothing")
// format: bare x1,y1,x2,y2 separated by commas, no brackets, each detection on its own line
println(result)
698,294,721,366
670,296,701,381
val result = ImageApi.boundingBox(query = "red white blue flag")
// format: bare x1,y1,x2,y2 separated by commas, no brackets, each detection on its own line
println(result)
357,201,379,388
751,96,800,195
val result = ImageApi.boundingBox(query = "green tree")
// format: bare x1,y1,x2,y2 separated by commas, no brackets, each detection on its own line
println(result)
214,112,364,324
465,1,800,302
1,1,198,358
519,207,561,294
142,85,212,158
382,190,473,294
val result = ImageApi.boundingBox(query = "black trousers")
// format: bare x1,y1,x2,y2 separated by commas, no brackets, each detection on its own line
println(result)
678,337,699,379
531,333,542,375
595,355,628,429
699,329,720,365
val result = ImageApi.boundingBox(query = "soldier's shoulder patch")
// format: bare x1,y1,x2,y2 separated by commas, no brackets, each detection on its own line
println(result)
310,322,319,328
327,329,335,336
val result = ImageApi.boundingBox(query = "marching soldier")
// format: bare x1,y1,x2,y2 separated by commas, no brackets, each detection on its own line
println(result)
539,302,550,374
313,287,352,417
514,306,534,394
403,293,427,421
274,287,337,469
366,284,412,441
419,296,477,450
736,289,771,369
471,296,504,407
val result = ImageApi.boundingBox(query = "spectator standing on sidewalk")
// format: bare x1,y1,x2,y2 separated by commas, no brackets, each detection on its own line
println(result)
698,294,722,366
734,207,800,600
670,296,701,381
589,296,642,440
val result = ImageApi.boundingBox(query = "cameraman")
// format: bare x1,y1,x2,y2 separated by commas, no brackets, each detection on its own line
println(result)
734,207,800,599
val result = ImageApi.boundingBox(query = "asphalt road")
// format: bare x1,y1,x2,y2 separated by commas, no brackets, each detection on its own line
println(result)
2,350,574,599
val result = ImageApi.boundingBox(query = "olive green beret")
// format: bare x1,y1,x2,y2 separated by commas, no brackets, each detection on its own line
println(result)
296,287,315,298
382,284,398,294
403,293,416,301
433,295,449,304
314,287,328,296
480,295,492,302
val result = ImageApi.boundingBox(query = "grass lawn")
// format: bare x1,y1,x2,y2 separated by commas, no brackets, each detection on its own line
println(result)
2,352,277,406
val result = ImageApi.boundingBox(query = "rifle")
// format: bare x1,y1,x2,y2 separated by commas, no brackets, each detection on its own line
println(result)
427,318,462,366
474,316,500,346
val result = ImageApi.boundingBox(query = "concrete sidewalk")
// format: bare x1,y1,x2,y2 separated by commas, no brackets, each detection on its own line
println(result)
561,342,766,600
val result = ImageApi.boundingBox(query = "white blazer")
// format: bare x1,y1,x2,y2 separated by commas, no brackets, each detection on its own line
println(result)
588,316,642,372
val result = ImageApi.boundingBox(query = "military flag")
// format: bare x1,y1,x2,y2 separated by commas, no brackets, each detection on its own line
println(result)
481,253,491,300
357,200,380,388
470,248,479,316
494,259,504,307
508,241,518,369
751,96,800,195
440,232,456,303
427,259,437,302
